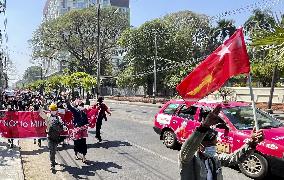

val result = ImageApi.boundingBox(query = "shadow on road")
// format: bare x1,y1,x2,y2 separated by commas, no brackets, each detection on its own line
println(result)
87,140,132,149
0,141,21,167
20,146,48,156
59,160,122,179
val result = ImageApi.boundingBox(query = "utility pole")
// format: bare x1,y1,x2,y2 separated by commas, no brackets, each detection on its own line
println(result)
40,64,44,95
267,12,281,113
96,3,101,99
153,30,157,104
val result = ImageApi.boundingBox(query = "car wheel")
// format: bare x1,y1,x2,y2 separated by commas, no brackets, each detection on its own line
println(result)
239,153,268,179
162,130,178,148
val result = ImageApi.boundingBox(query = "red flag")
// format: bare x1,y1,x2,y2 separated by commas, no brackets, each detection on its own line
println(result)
176,28,250,104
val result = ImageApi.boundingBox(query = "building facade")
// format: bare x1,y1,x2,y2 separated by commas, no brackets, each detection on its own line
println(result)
43,0,129,21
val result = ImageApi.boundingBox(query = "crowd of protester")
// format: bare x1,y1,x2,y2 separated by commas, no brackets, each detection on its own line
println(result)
0,89,111,171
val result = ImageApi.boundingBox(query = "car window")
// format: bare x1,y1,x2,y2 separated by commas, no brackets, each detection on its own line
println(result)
163,103,179,115
222,106,283,130
178,105,197,120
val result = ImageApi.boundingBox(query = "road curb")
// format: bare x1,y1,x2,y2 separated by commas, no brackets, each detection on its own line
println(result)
103,99,164,108
19,145,26,180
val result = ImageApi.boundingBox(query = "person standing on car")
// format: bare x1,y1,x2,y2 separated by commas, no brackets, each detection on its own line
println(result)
39,103,67,172
95,97,111,142
179,105,264,180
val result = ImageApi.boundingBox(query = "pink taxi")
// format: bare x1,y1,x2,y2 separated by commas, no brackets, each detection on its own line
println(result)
153,99,284,179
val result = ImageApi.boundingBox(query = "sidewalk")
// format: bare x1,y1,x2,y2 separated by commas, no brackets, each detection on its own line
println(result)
0,138,25,180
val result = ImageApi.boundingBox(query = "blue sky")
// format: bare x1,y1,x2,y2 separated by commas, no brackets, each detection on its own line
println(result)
4,0,283,84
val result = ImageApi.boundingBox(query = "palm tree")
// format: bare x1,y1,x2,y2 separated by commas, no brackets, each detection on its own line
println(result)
211,19,236,43
251,14,284,111
244,9,276,36
207,19,236,53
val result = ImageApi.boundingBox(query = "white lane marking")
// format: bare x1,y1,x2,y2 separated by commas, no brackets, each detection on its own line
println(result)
124,139,178,164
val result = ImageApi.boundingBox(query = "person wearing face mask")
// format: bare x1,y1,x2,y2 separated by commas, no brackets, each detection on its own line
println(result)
66,99,89,163
39,103,67,172
179,105,264,180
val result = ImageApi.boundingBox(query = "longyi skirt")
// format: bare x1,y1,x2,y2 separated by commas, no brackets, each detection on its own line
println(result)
74,138,87,155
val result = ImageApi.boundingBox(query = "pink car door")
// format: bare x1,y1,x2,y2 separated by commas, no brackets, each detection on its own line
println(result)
174,105,199,142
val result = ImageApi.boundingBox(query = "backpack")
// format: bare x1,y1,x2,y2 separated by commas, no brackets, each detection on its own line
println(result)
47,116,64,143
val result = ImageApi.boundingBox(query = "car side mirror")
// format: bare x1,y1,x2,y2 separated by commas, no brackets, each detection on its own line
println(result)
216,123,229,130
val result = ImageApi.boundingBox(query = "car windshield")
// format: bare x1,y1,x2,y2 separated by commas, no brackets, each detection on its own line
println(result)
222,106,283,130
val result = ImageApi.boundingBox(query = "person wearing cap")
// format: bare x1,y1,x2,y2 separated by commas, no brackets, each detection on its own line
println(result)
179,105,264,180
39,103,67,172
95,97,111,142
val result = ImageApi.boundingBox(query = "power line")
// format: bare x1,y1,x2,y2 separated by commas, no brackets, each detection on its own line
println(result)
210,0,283,21
120,0,284,80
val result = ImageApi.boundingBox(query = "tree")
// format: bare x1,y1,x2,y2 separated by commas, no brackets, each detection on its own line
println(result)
118,11,218,96
244,9,276,62
26,80,46,92
251,62,274,87
249,12,283,110
30,6,129,75
210,19,236,45
116,65,139,90
244,9,276,37
64,72,96,93
23,66,42,83
45,75,65,93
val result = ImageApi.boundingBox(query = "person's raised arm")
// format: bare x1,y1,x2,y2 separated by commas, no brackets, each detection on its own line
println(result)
39,106,48,120
179,105,221,163
65,100,77,114
218,128,264,166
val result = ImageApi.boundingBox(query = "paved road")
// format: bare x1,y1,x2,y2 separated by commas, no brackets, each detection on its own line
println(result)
55,102,251,180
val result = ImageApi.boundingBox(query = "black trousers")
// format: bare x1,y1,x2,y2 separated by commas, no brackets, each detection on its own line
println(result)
96,118,103,140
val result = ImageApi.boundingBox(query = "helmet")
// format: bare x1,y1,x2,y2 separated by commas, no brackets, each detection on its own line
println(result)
49,103,58,111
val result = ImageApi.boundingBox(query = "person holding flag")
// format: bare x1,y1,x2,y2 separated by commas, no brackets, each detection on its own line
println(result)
176,28,264,179
179,105,264,180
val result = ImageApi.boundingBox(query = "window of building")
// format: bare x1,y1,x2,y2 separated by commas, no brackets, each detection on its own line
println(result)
62,0,67,8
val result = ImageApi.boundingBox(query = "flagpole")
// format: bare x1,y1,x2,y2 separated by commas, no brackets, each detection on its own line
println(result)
248,73,259,131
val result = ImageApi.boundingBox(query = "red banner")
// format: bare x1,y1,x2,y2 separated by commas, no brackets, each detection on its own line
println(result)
0,111,75,138
86,106,99,128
